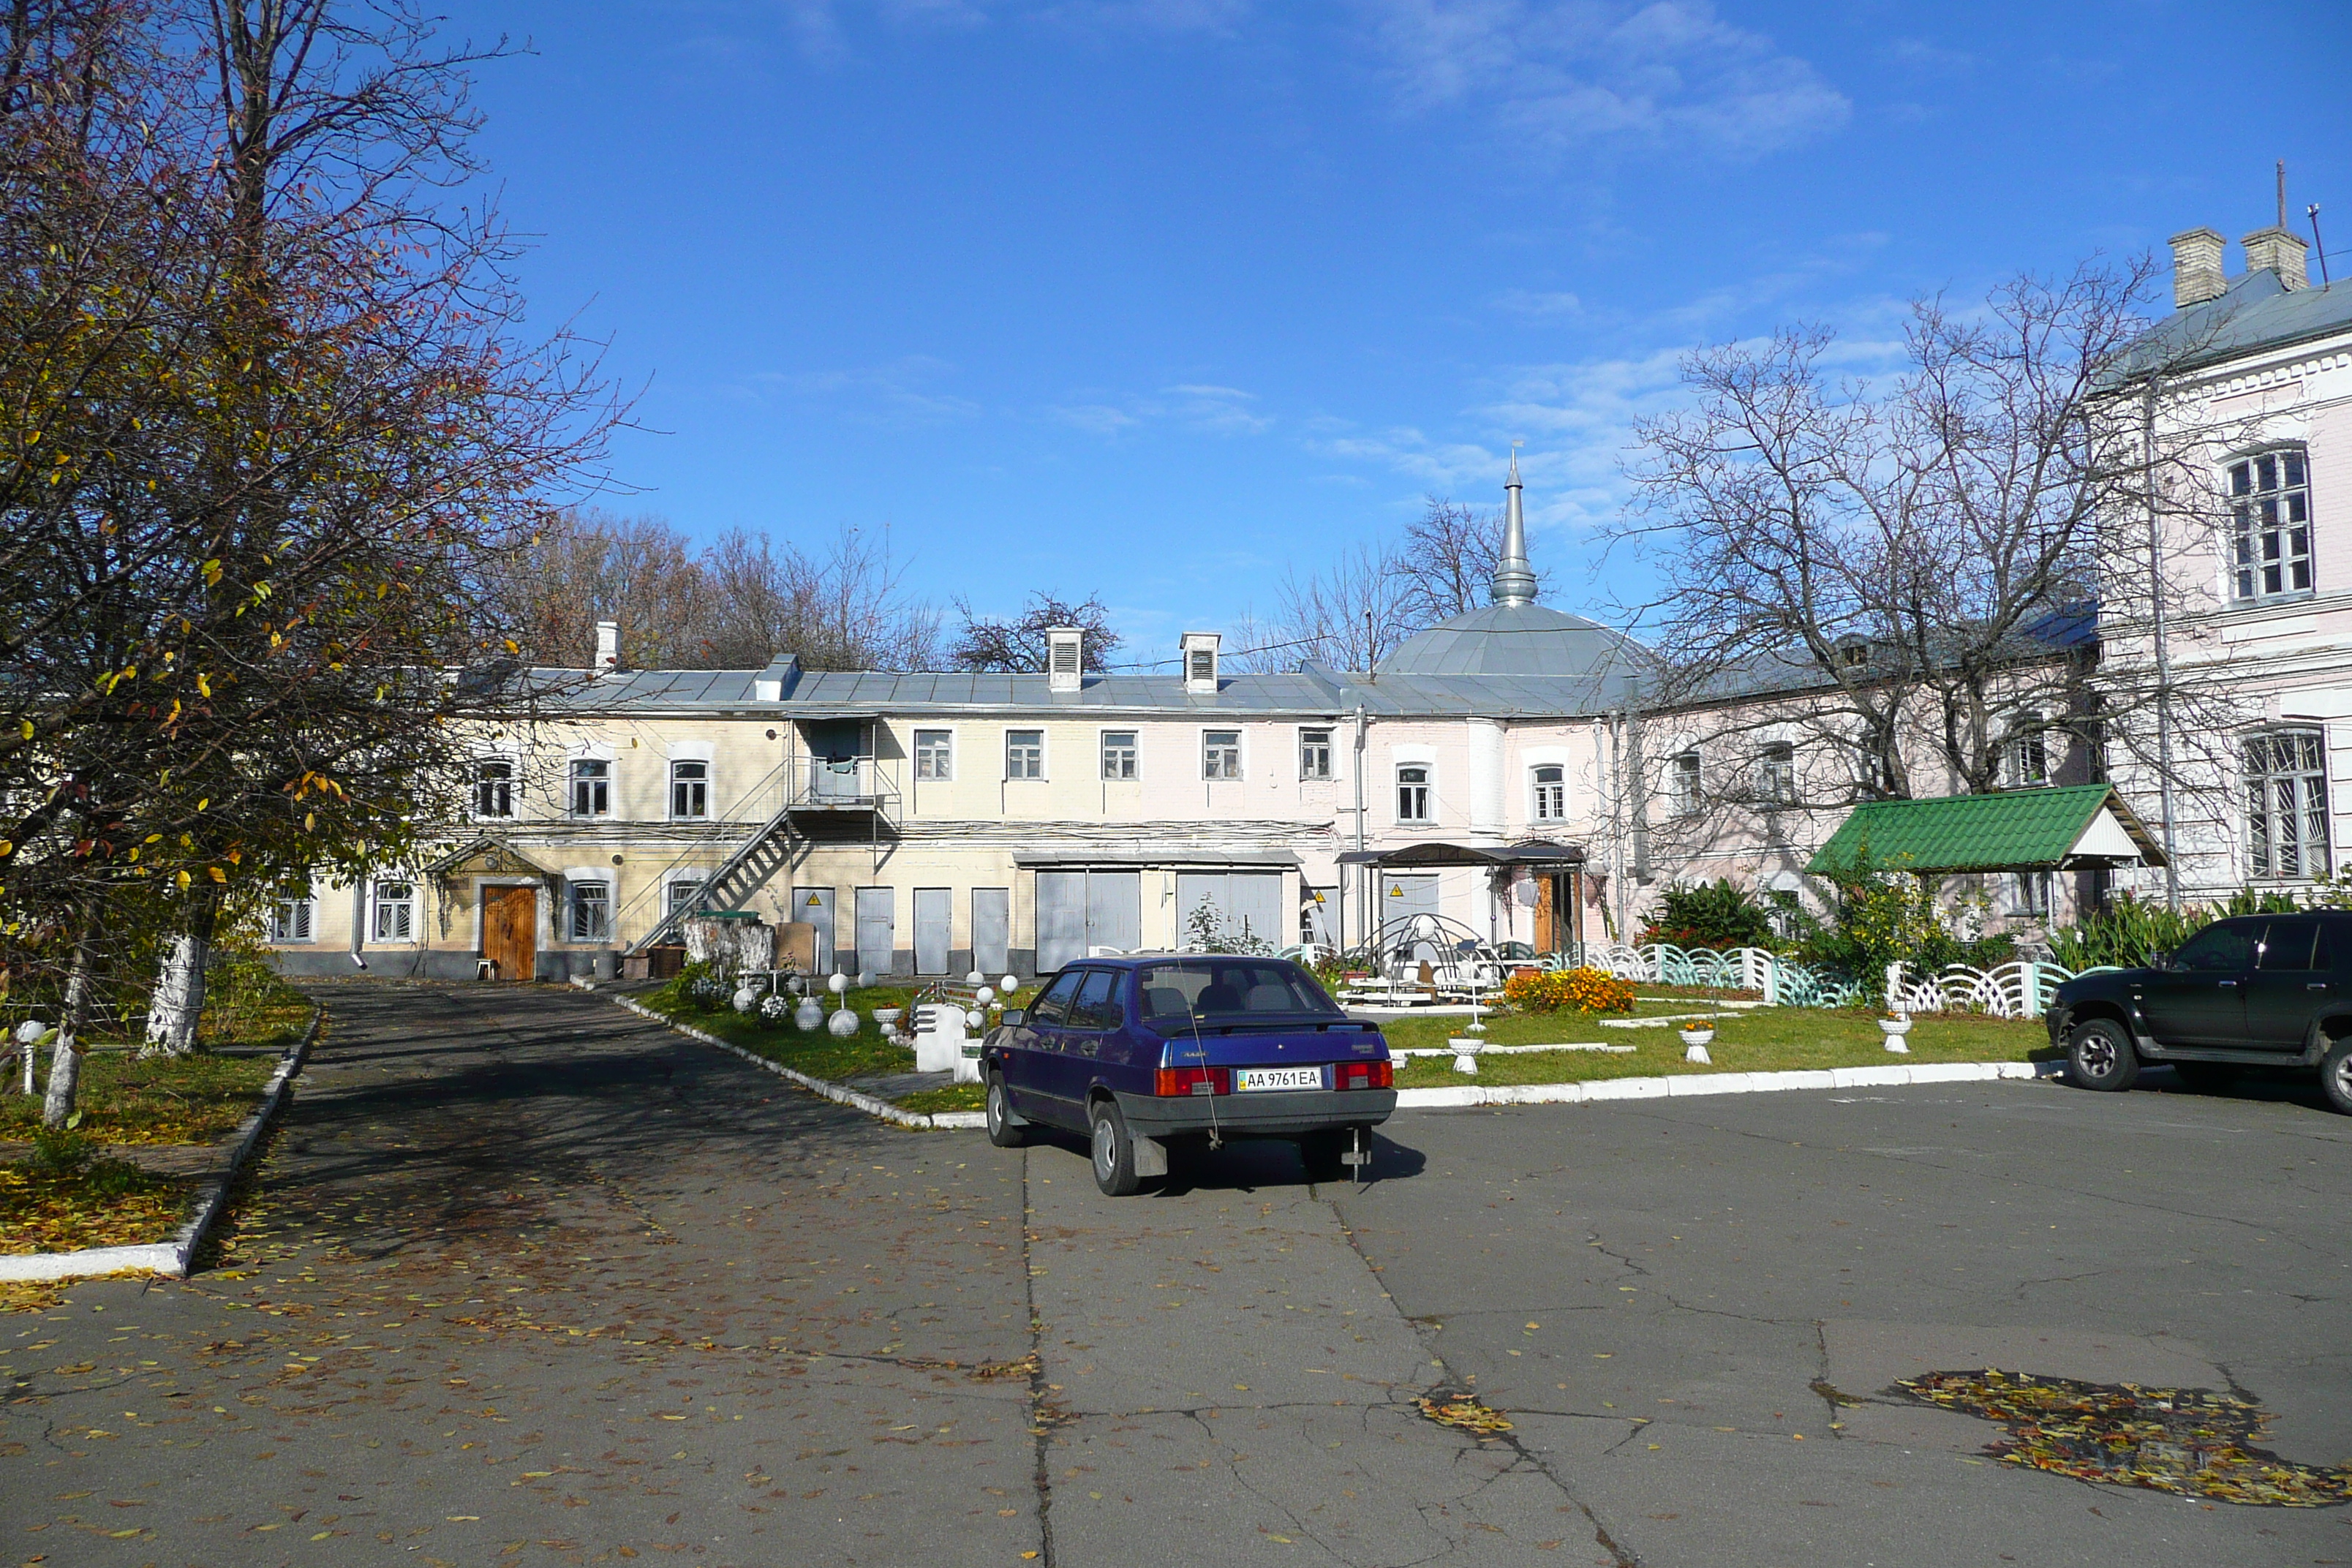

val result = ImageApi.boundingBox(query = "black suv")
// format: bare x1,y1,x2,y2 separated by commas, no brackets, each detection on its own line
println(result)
2047,911,2352,1111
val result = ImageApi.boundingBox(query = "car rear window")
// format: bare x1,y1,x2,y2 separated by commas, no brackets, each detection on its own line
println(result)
1137,960,1340,1026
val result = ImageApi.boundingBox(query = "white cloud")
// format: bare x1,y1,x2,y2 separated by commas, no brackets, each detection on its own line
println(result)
1050,382,1274,437
1360,0,1849,159
749,355,983,423
771,0,1246,58
1494,287,1585,318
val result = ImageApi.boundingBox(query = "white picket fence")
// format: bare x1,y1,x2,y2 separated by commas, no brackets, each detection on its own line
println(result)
1563,942,2103,1018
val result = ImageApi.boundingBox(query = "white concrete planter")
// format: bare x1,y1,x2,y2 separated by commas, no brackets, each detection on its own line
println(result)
1879,1015,1913,1054
1448,1037,1482,1075
872,1006,902,1029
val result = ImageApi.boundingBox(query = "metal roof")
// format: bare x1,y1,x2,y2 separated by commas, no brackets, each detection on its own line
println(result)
2103,271,2352,385
1377,603,1646,681
1806,785,2168,876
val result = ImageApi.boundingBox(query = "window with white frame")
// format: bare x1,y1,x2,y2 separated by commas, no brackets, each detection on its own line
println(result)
913,729,953,781
670,758,709,820
1202,729,1241,780
2229,448,2313,603
371,880,415,942
1006,728,1044,780
2008,870,2052,918
1670,751,1702,815
1760,742,1795,804
269,891,315,943
1300,728,1333,780
473,758,513,818
1396,764,1431,823
569,879,611,942
2247,728,2330,880
2008,723,2049,788
1531,764,1566,821
1101,730,1137,780
666,879,704,918
570,757,610,817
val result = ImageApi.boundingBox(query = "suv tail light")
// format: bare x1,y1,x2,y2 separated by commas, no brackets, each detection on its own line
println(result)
1155,1066,1231,1096
1334,1060,1393,1090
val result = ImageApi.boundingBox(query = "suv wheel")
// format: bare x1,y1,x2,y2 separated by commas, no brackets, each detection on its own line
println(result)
2320,1038,2352,1115
2067,1018,2140,1092
984,1074,1026,1148
1089,1098,1141,1196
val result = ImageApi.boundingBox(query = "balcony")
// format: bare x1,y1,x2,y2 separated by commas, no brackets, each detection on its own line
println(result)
787,755,900,837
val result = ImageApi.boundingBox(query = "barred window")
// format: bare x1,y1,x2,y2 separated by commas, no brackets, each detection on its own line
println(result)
1101,730,1137,780
569,880,612,942
913,730,953,781
1202,729,1241,780
370,881,415,942
2247,729,2330,880
666,879,704,917
2230,449,2313,602
270,893,315,943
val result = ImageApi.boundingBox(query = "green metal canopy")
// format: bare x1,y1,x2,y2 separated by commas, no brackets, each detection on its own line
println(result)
1805,785,2168,878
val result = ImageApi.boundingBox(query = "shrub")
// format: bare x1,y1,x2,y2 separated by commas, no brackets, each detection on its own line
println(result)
1503,966,1635,1014
1794,868,2013,1003
1639,879,1779,951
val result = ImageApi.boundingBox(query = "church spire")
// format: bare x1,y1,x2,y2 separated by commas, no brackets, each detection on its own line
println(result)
1490,446,1537,607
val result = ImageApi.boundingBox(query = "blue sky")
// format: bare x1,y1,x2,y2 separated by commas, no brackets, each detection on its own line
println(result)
467,0,2350,657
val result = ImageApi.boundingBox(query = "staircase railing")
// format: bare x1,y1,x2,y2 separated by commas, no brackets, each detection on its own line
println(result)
625,800,801,956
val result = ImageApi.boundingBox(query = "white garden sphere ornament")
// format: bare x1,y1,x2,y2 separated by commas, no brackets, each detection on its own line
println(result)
732,984,761,1014
795,997,824,1032
828,1008,859,1037
975,986,995,1007
829,972,848,995
968,969,985,986
1001,975,1018,994
856,970,874,990
14,1019,46,1045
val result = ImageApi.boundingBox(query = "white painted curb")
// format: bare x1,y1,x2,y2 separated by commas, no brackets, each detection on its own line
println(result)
0,1004,325,1284
1393,1059,2059,1110
614,997,987,1131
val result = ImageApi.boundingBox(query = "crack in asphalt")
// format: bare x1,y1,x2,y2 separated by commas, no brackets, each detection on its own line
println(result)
1329,1194,1643,1567
1021,1150,1059,1568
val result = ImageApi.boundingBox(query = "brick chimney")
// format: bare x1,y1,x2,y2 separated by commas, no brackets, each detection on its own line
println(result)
2169,227,2226,308
2242,225,2310,290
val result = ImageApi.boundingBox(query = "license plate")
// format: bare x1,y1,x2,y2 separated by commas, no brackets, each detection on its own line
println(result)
1234,1066,1324,1093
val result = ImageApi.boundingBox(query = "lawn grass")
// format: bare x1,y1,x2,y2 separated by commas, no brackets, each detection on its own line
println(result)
0,1137,192,1254
0,966,309,1146
897,1083,985,1115
640,977,1037,1095
1386,1005,2053,1089
0,1049,278,1145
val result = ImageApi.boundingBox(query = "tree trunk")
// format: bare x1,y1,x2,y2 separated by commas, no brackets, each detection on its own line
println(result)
143,889,222,1056
41,933,96,1128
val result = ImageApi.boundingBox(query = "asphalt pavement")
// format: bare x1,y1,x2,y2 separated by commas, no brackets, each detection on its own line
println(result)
5,981,2348,1567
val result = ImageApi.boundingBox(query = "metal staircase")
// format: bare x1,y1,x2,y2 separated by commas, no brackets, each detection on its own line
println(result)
625,802,802,956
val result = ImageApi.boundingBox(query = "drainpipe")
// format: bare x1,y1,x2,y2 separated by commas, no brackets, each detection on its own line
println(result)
1352,704,1368,949
2143,380,2182,910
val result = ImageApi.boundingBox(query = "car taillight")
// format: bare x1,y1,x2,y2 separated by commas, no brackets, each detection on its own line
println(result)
1334,1060,1392,1090
1155,1066,1231,1096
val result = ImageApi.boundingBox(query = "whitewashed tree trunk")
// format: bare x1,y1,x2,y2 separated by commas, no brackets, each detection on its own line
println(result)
42,937,94,1128
145,933,206,1055
143,891,221,1057
682,917,774,981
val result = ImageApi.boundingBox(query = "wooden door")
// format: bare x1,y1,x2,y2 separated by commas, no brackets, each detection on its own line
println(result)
1534,875,1558,954
482,886,536,981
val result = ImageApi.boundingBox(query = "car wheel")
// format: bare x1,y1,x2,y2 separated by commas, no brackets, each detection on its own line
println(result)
1298,1130,1348,1183
1089,1098,1141,1196
2170,1061,2235,1093
984,1074,1026,1148
2067,1018,2140,1092
2319,1038,2352,1115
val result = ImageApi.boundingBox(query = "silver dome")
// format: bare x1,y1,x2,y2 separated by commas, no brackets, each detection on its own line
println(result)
1376,602,1643,679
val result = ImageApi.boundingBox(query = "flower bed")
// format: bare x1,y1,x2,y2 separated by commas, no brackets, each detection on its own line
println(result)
1501,966,1637,1014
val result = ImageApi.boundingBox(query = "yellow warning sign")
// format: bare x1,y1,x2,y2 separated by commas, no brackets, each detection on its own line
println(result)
806,893,823,906
1389,884,1404,898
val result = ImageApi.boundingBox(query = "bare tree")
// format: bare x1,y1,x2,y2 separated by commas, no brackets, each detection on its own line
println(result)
950,592,1121,673
1396,496,1542,625
1619,258,2239,822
